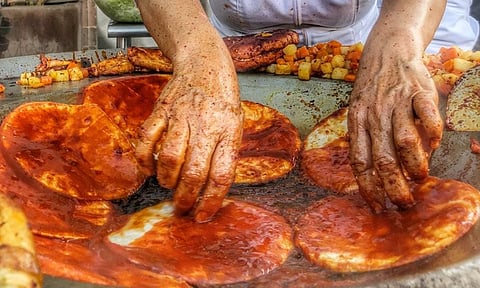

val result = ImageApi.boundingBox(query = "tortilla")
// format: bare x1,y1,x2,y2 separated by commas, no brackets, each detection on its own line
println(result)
300,107,358,194
34,236,191,288
237,100,302,184
105,199,294,285
295,176,480,272
80,75,301,185
0,102,146,201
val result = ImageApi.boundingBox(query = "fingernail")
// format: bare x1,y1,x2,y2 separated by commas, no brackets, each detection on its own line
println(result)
195,210,213,223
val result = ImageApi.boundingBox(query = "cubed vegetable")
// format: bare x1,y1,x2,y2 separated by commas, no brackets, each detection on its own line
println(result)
298,62,312,81
331,67,349,80
283,44,298,56
275,63,292,75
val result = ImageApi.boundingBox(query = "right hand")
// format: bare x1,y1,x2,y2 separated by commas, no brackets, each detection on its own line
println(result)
135,51,243,223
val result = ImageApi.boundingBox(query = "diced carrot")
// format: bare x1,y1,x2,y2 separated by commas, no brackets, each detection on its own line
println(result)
344,73,356,82
327,40,342,48
349,61,359,70
40,75,53,85
315,43,327,50
331,46,341,56
66,61,79,70
345,50,362,62
276,58,287,65
284,54,296,63
81,68,89,78
0,83,4,93
308,46,319,55
290,61,299,73
442,59,455,72
439,47,458,63
296,46,310,59
315,49,329,59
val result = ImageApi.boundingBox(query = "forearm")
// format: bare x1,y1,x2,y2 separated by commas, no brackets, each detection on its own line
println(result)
135,0,238,105
370,0,447,53
135,0,232,67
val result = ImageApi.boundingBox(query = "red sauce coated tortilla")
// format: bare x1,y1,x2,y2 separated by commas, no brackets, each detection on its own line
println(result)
105,200,294,285
295,176,480,272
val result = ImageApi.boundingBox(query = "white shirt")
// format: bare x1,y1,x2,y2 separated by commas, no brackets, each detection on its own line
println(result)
429,0,479,53
204,0,479,53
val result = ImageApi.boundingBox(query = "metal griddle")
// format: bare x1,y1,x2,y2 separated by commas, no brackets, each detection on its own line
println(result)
0,51,479,288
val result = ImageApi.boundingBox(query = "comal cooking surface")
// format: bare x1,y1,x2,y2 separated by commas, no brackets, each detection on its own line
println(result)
0,52,479,287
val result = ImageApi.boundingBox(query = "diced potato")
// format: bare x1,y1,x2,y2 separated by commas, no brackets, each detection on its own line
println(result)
265,64,276,74
68,67,84,81
344,60,351,70
442,73,459,85
311,59,322,72
340,46,349,55
17,72,31,86
275,63,292,75
49,70,70,82
298,62,312,81
352,42,364,52
320,62,333,74
27,76,42,87
452,58,475,72
459,50,473,60
331,67,349,80
283,44,298,56
470,51,480,61
431,74,443,84
331,54,345,68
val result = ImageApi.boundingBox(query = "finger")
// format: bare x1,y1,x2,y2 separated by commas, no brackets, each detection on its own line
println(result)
347,107,386,213
173,134,216,216
155,118,189,189
194,134,241,223
135,106,168,176
370,111,415,209
412,92,443,150
392,100,429,180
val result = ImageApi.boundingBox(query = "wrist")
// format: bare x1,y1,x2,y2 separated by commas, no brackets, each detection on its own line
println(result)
365,28,427,56
172,36,234,72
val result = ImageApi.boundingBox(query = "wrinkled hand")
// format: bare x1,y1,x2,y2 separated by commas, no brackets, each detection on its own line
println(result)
348,37,443,213
135,62,243,223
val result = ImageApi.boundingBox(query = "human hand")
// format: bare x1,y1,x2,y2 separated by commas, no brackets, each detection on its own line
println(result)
348,36,443,213
135,59,243,222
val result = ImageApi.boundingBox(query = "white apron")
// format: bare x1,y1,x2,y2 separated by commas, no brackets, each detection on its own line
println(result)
204,0,479,53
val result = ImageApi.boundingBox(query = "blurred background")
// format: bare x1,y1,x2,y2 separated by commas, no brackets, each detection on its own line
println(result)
0,0,478,58
473,0,480,50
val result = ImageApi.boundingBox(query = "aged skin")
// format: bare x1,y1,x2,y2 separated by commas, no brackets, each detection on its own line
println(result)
135,0,243,222
348,0,445,212
136,0,446,219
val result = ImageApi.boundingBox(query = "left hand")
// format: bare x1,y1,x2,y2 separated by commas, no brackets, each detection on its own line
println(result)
347,34,444,212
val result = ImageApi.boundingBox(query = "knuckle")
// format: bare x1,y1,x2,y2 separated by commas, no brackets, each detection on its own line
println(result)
158,151,183,170
373,155,397,175
395,133,418,150
181,168,208,186
211,172,234,187
350,161,368,175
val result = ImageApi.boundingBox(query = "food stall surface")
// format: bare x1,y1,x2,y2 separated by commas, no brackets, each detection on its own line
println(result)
0,50,479,288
